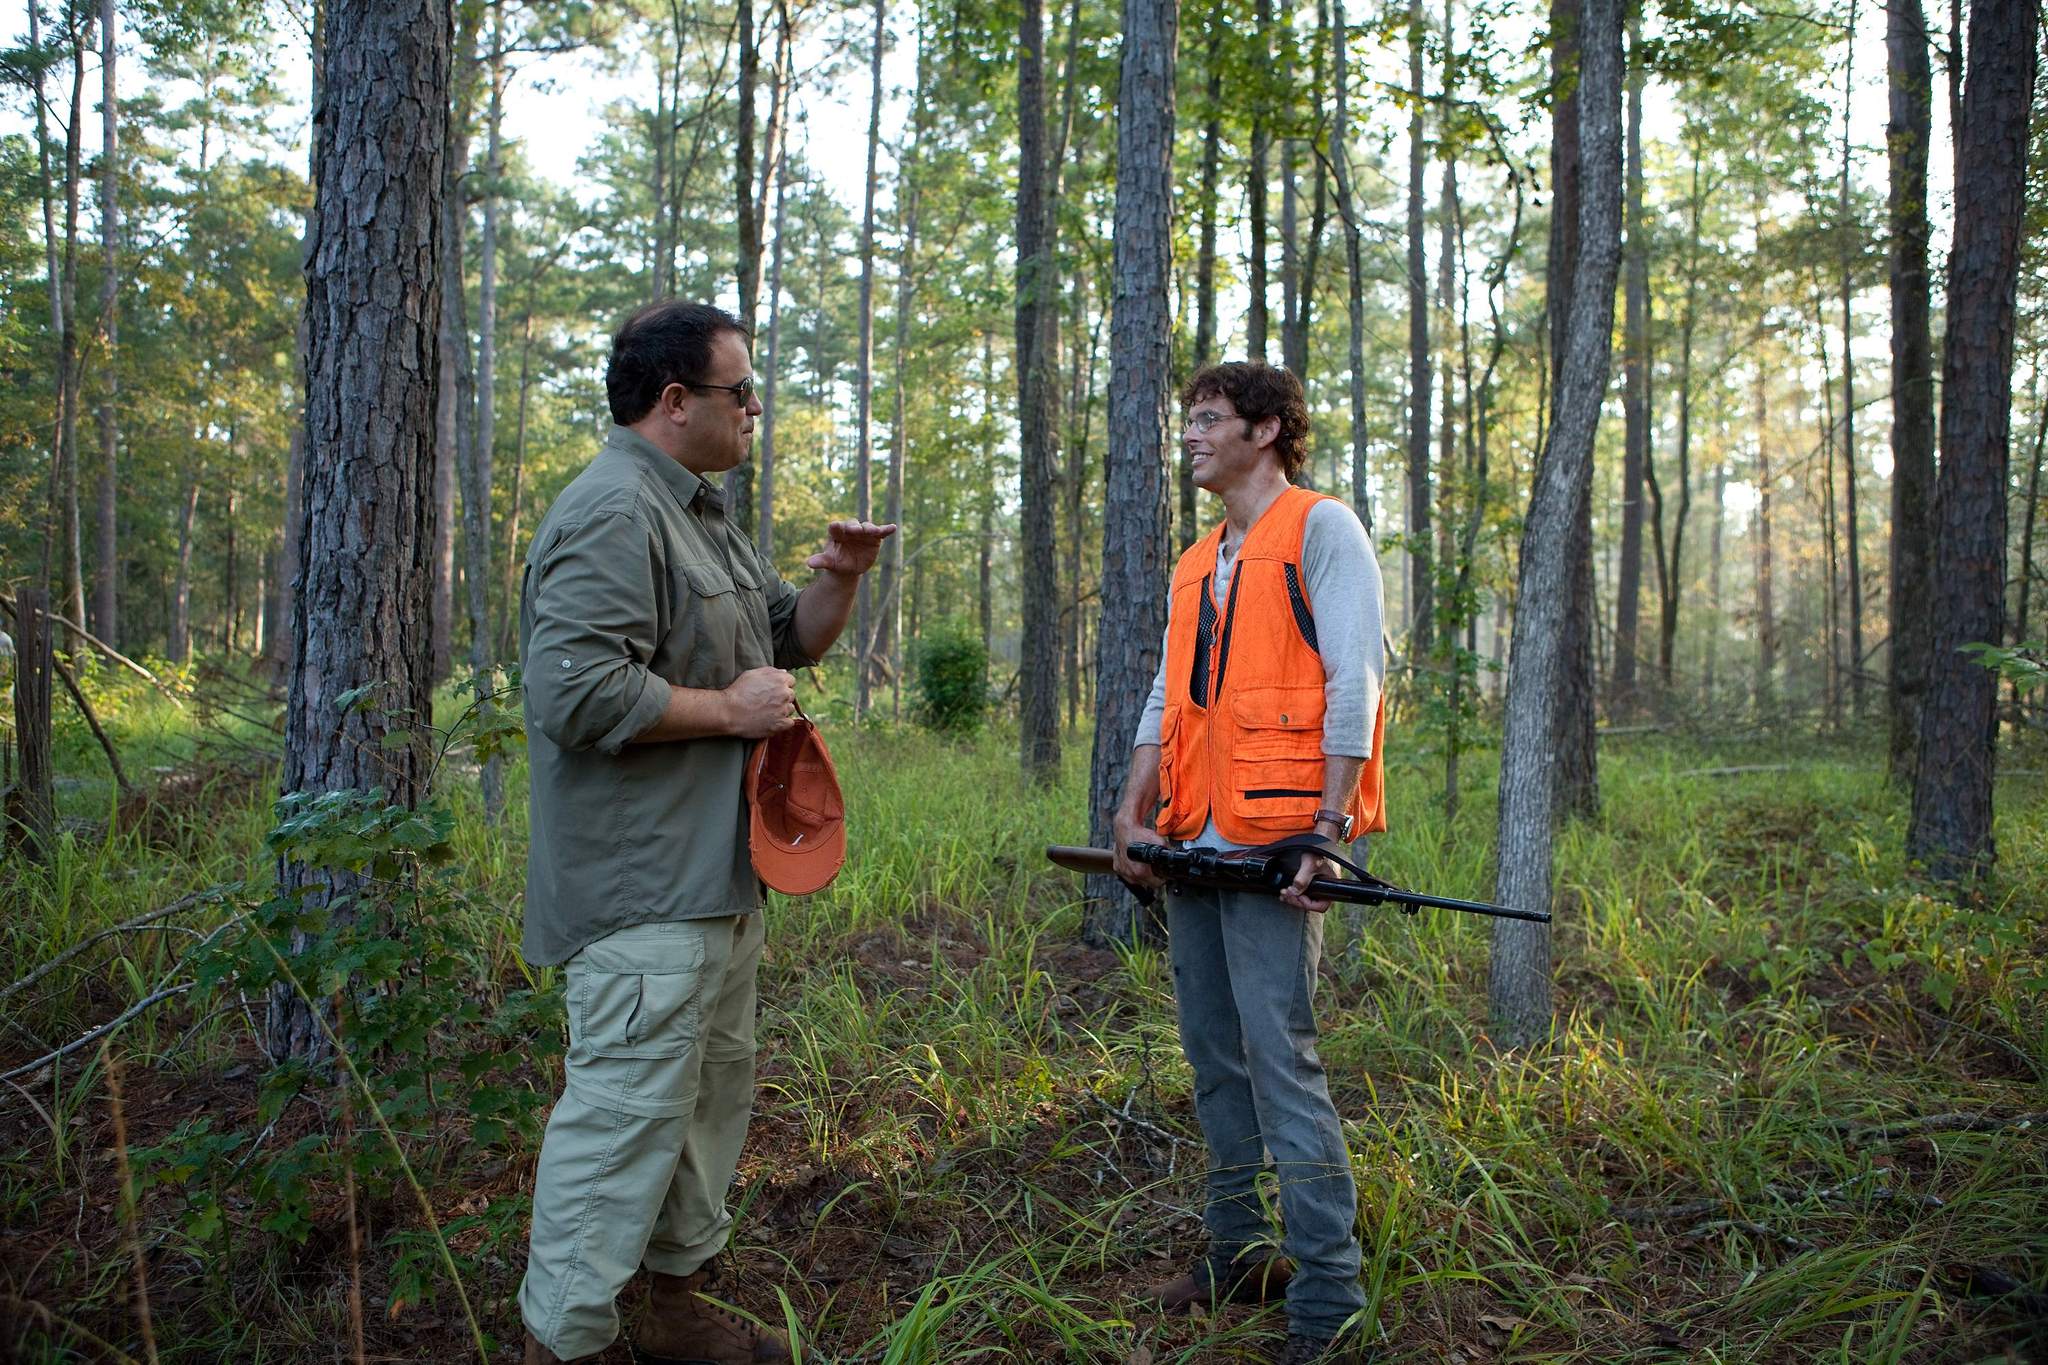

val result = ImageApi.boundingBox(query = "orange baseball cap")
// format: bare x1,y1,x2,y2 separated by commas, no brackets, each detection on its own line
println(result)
744,707,847,895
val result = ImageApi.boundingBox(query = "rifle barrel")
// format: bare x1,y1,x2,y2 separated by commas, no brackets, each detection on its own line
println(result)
1043,844,1550,924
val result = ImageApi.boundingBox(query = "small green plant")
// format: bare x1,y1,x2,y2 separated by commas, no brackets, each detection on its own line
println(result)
912,621,989,735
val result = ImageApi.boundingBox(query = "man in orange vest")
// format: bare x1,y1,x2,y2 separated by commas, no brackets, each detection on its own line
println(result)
1114,362,1385,1365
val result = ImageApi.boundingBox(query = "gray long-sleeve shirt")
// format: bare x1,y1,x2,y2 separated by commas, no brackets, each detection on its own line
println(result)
519,425,816,966
1136,496,1385,850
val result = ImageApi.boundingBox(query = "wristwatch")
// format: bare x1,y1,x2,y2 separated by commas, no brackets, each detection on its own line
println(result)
1312,808,1354,841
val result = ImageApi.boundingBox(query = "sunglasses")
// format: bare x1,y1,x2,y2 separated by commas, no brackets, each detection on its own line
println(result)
681,375,759,408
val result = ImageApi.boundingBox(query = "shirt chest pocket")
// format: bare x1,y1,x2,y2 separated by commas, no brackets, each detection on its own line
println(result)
668,556,770,688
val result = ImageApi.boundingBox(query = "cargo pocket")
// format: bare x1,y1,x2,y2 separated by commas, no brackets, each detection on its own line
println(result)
572,928,709,1060
1226,686,1327,824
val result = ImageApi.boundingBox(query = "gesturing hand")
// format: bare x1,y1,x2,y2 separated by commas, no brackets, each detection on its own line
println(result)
723,666,798,739
806,520,899,578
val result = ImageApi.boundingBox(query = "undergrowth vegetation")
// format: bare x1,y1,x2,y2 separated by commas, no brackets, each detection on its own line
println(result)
3,671,2045,1363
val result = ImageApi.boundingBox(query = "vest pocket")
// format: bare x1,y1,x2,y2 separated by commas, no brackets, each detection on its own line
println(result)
1228,685,1327,758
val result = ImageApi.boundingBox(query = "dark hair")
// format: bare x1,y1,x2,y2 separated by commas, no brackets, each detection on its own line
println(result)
1179,362,1312,482
605,300,750,424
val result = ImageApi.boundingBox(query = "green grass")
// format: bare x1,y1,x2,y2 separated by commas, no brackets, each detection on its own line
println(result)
3,679,2045,1363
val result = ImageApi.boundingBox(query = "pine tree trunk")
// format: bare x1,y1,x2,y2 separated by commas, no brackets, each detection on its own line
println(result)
979,333,996,661
1405,0,1433,656
1612,16,1648,713
1907,0,2039,880
881,41,925,720
854,0,885,722
1886,0,1935,782
467,6,505,818
169,462,201,665
93,0,120,650
1281,138,1301,377
58,20,88,633
1247,0,1271,360
1490,0,1620,1046
7,590,55,861
1332,0,1372,535
1186,18,1221,550
1017,0,1062,779
758,155,788,560
1087,0,1176,945
1839,0,1864,718
1754,353,1776,712
1545,0,1599,819
433,11,478,685
269,0,448,1064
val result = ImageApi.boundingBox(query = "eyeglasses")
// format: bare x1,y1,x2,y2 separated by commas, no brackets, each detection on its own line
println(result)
681,375,760,408
1184,409,1238,434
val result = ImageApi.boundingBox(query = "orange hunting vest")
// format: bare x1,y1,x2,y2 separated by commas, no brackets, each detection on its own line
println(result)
1155,486,1386,845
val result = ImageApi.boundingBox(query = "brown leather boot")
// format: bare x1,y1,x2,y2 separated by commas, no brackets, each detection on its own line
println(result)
631,1265,792,1365
522,1327,602,1364
1138,1253,1293,1315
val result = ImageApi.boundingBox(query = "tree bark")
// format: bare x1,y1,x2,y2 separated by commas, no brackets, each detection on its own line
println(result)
1612,14,1648,713
854,0,885,721
466,1,505,817
1247,0,1272,360
1839,0,1864,719
433,9,478,685
880,27,926,721
1017,0,1063,779
1490,0,1620,1047
1186,17,1222,550
758,147,788,561
1886,0,1935,782
1907,0,2039,880
1545,0,1599,819
1087,0,1176,945
1406,0,1433,656
1754,352,1776,712
169,461,201,665
7,591,56,862
1331,0,1372,535
93,0,120,650
269,0,448,1063
58,17,89,633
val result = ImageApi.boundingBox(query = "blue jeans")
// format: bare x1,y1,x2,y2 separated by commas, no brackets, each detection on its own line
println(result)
1167,882,1366,1338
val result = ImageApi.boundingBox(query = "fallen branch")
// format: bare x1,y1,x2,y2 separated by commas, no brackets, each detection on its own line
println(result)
1676,765,1801,778
0,591,182,708
1663,1218,1818,1254
1612,1198,1725,1225
0,891,223,1006
1088,1091,1196,1149
0,983,197,1086
1844,1111,2048,1141
51,647,131,793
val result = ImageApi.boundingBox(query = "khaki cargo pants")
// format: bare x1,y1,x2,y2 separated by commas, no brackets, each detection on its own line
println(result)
519,913,763,1359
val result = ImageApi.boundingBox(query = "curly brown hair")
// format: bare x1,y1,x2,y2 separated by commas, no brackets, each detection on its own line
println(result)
1179,362,1312,482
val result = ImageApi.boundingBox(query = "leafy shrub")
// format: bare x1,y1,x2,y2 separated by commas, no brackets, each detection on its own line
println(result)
913,622,989,734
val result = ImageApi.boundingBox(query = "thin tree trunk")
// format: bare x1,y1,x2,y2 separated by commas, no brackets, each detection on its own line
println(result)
1087,0,1176,944
1282,137,1301,377
879,24,925,722
1612,14,1648,713
1887,0,1935,781
168,460,200,665
434,10,478,684
980,331,996,661
467,2,505,818
58,17,89,632
1248,0,1271,360
1331,0,1372,535
1186,17,1222,550
853,0,885,721
271,3,322,685
31,0,62,604
1491,0,1620,1046
269,0,448,1062
1406,0,1433,655
7,591,56,861
2013,382,2047,712
94,0,120,649
1840,0,1864,718
1908,0,2039,880
1755,351,1776,712
1017,0,1062,779
758,150,788,561
500,308,534,661
1705,456,1725,698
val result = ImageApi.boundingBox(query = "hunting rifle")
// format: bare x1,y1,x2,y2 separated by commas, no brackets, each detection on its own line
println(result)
1046,837,1550,924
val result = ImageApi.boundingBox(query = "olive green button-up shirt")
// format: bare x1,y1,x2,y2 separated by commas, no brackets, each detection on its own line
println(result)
519,425,814,966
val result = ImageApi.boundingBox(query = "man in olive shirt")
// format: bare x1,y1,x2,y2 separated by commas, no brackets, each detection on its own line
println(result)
518,301,893,1365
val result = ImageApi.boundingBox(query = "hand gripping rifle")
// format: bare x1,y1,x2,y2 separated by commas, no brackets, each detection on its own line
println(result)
1045,835,1550,924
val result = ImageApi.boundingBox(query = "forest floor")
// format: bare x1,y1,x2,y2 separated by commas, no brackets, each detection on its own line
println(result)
2,667,2046,1364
